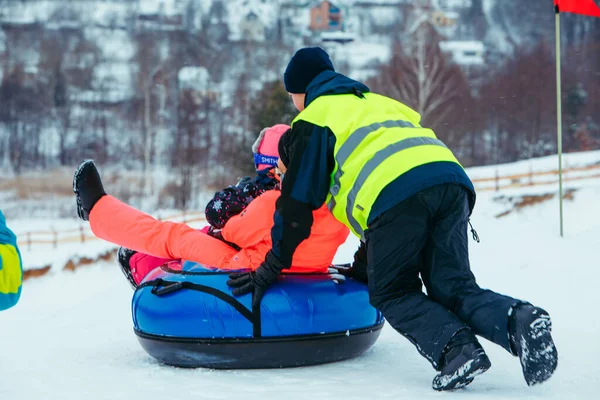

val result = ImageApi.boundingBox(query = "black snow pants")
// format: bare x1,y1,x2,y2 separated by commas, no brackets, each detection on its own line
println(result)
365,183,519,369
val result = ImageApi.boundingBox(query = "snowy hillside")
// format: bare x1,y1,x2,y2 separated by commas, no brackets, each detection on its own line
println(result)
2,151,600,399
3,0,597,195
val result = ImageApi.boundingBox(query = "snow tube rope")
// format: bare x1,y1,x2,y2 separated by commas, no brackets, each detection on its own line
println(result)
139,277,263,337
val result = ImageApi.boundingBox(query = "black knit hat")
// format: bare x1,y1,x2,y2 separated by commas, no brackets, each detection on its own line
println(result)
277,128,293,167
284,47,335,94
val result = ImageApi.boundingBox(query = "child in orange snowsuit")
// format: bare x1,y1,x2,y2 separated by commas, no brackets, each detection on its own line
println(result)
73,127,349,287
115,124,289,285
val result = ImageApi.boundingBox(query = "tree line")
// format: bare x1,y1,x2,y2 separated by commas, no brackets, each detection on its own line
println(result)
1,0,599,210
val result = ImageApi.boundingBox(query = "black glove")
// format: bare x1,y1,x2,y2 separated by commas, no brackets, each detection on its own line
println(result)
333,242,368,283
227,251,285,307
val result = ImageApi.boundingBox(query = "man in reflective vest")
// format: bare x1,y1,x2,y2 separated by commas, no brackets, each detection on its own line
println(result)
227,47,557,390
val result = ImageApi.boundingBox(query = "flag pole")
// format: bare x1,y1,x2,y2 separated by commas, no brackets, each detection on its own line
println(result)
555,4,564,238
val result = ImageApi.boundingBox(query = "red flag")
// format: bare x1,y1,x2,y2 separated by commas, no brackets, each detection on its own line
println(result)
555,0,600,17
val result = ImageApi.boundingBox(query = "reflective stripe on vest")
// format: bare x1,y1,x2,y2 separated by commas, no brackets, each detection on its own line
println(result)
344,137,448,239
328,119,417,209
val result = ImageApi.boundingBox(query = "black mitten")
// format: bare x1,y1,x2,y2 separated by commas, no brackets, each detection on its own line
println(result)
73,160,107,221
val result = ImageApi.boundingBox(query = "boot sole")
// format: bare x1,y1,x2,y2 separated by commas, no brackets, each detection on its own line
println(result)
517,312,558,386
432,352,491,391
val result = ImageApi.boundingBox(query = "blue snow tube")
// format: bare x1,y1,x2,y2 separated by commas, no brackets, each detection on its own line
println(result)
133,261,384,369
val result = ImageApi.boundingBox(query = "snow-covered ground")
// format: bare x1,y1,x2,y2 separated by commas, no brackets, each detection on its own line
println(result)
2,153,600,399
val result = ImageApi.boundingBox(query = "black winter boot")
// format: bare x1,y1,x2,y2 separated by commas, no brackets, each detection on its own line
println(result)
432,329,492,391
118,247,138,289
509,304,558,386
73,160,106,221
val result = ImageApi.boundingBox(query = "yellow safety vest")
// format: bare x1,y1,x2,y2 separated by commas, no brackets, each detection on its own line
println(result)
292,92,464,238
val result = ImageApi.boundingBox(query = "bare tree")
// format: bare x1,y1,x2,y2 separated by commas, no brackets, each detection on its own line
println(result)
173,88,217,209
132,33,168,198
0,64,48,174
250,80,297,134
368,19,474,160
372,22,467,130
480,42,556,163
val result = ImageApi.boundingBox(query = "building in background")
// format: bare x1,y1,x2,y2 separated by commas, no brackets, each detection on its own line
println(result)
439,40,485,66
430,10,458,28
239,11,266,42
433,0,472,11
136,0,186,31
310,1,343,32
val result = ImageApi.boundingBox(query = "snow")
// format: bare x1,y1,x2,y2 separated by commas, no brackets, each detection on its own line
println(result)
321,30,356,42
440,10,460,19
468,150,600,193
468,150,600,179
2,152,600,399
91,29,136,62
434,0,473,10
92,62,133,90
69,61,135,103
325,39,391,80
89,1,134,28
227,0,279,41
360,5,401,28
0,0,59,24
440,40,485,51
138,0,185,17
482,0,515,56
178,66,210,91
0,29,6,53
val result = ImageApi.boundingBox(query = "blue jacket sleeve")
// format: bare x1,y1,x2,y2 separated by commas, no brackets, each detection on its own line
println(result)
0,210,23,311
270,120,336,268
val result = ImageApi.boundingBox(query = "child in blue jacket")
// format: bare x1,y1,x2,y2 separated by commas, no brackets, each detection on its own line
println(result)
0,210,22,310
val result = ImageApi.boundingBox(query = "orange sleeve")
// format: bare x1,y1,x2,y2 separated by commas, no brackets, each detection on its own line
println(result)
221,191,278,249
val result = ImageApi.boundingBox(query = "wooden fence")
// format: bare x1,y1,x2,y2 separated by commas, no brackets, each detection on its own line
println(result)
13,162,600,250
471,163,600,192
15,210,206,251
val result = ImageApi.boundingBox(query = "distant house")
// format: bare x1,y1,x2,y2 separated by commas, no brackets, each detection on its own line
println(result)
136,0,185,31
310,1,342,32
47,7,82,30
433,0,472,10
405,10,443,42
439,40,485,66
239,11,266,42
430,10,458,28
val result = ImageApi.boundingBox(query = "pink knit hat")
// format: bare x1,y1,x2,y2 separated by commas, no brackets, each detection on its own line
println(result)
252,124,290,171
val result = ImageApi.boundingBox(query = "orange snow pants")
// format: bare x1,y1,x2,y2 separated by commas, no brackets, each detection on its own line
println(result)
89,196,245,272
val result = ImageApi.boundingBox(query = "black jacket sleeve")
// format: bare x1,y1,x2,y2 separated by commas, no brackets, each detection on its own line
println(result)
270,120,336,268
